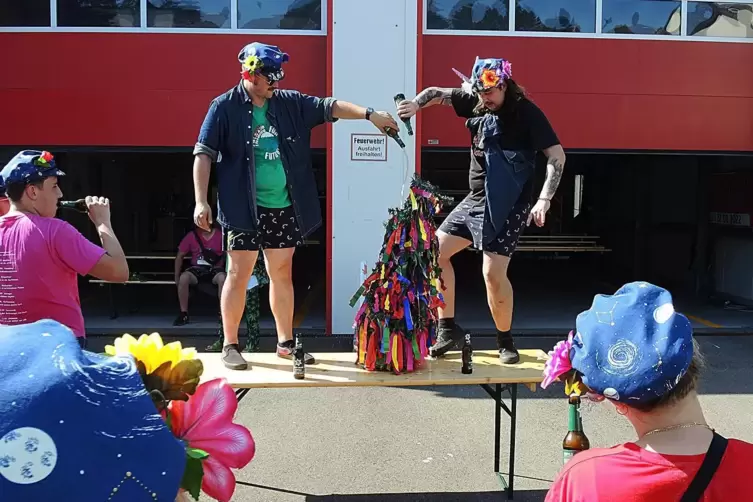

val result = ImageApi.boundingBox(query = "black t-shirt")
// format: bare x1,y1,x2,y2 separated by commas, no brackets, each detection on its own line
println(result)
450,89,560,201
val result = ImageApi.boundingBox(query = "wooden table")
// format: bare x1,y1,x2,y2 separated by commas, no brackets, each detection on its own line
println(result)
198,349,547,500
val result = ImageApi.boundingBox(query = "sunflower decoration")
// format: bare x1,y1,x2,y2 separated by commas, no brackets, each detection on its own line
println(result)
242,54,262,73
479,68,501,89
105,333,203,411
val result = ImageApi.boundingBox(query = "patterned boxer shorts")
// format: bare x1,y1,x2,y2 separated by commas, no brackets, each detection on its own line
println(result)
438,194,531,257
223,205,304,252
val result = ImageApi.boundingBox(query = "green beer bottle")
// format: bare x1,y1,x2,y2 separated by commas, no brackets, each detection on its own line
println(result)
563,394,590,464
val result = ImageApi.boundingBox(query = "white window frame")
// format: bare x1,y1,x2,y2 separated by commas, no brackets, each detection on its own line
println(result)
2,0,327,35
423,0,753,44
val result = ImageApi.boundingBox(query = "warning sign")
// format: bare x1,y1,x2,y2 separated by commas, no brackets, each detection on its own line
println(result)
351,133,387,161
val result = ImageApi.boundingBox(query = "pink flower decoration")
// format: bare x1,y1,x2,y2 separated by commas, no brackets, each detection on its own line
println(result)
541,331,574,389
168,378,255,502
500,60,512,79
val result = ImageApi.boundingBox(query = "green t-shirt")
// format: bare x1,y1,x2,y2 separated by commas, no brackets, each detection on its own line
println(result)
252,101,291,208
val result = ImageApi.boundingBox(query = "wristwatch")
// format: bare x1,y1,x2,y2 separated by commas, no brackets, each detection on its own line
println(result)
365,107,374,120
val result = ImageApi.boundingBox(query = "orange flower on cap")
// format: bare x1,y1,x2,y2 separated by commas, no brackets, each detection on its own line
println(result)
479,69,501,89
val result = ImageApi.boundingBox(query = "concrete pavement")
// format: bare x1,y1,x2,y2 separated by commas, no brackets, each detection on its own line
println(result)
215,335,753,501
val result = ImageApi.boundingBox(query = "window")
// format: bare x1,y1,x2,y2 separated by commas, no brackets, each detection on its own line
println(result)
601,0,681,35
688,2,753,38
515,0,596,32
57,0,140,27
427,0,509,31
147,0,231,28
238,0,321,30
0,0,51,26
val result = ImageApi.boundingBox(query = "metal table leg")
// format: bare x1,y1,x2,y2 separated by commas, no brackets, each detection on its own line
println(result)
235,388,250,403
480,383,519,500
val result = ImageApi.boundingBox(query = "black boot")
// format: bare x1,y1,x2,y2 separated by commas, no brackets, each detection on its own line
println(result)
429,320,466,357
497,330,520,364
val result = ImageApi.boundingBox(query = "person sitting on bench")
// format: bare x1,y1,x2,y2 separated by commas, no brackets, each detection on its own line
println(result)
0,150,129,348
173,222,227,326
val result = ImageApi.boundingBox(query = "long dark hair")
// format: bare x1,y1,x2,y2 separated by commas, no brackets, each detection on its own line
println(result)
473,78,528,116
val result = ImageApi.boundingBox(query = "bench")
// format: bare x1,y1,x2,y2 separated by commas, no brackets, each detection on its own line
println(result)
196,348,547,500
90,243,319,318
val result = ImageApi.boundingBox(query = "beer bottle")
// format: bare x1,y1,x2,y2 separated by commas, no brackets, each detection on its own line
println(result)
461,333,473,374
563,394,590,464
293,336,305,380
58,199,88,213
384,127,406,149
393,93,414,136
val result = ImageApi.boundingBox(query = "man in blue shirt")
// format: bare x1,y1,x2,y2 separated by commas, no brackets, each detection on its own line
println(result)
193,42,399,370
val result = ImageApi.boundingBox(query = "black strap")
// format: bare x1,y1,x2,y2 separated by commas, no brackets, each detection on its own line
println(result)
192,228,208,255
679,432,728,502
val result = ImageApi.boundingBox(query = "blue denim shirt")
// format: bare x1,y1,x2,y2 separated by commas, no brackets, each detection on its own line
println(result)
467,115,536,247
193,82,338,236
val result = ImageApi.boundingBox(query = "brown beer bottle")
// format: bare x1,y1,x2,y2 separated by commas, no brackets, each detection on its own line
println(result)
563,394,590,464
384,127,406,149
58,199,88,213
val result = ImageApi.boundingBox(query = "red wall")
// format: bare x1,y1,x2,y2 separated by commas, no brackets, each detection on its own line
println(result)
0,33,327,148
421,36,753,152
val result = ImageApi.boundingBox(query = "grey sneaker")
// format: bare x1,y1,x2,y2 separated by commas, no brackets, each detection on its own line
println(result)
222,343,248,370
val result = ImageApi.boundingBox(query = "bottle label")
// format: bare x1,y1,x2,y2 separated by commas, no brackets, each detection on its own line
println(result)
563,449,576,464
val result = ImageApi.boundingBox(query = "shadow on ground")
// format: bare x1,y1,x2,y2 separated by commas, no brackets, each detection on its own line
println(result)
304,492,547,501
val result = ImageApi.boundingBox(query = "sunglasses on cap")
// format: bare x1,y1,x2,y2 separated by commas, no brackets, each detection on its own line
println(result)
259,68,285,83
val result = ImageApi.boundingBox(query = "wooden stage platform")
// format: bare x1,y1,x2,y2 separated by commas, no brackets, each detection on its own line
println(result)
197,349,547,500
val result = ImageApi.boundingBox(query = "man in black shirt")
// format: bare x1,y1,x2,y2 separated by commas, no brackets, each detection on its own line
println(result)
397,57,566,364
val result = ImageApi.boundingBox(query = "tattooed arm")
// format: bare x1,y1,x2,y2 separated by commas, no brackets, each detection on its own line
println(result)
540,144,566,201
528,144,566,227
412,87,455,108
397,87,460,119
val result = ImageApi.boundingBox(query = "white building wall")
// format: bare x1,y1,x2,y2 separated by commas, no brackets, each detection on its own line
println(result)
330,0,418,334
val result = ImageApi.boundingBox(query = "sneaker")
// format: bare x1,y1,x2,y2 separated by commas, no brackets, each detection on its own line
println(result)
429,323,466,357
277,340,316,364
497,332,520,364
222,343,248,370
172,312,189,326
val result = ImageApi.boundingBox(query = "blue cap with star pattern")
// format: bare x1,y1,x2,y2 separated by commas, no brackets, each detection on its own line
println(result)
0,320,186,501
570,281,694,403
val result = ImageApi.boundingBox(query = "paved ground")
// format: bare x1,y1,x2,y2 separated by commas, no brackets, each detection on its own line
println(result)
204,335,753,502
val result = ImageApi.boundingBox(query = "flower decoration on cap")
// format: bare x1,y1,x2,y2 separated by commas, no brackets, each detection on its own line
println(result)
105,332,255,501
106,333,202,410
242,55,261,73
470,57,513,93
168,379,256,502
542,330,575,389
33,151,54,168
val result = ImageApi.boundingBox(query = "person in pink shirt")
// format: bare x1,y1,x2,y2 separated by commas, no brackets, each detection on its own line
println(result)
173,223,226,326
0,150,129,346
0,184,9,216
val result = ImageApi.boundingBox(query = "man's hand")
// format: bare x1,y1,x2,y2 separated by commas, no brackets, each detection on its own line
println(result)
194,200,213,231
369,111,399,134
85,196,112,227
397,100,419,119
527,199,551,227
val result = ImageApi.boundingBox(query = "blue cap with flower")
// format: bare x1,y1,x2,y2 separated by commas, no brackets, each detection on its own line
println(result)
542,281,694,403
0,150,66,187
238,42,289,82
470,57,513,92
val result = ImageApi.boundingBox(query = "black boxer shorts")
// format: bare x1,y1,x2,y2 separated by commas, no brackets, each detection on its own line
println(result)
223,205,303,252
439,194,531,257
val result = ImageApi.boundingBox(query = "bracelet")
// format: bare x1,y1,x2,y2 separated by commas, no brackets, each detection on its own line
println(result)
539,197,551,202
